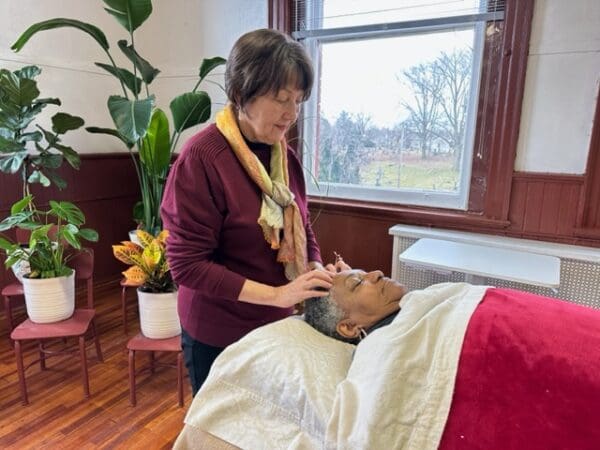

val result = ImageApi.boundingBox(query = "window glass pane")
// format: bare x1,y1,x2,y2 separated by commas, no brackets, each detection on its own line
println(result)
302,0,487,30
314,29,476,197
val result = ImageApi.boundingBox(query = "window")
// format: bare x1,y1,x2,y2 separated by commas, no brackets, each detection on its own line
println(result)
293,1,505,210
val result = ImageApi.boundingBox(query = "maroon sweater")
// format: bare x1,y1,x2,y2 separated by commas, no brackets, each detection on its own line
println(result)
160,124,322,347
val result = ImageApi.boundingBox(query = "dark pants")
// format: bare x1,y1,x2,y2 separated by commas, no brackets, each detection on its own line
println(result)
181,328,224,396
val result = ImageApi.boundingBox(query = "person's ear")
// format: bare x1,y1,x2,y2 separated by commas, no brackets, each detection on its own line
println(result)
336,319,360,339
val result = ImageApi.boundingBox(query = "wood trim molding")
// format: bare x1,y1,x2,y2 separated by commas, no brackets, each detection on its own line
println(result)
577,85,600,230
268,0,292,34
472,0,535,220
309,197,511,229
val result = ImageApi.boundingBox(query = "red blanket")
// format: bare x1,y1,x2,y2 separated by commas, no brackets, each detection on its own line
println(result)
440,288,600,449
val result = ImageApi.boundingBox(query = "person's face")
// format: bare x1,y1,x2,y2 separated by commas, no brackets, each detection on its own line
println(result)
331,269,407,339
237,85,303,145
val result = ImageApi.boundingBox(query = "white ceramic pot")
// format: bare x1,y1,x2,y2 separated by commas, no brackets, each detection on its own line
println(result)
137,290,181,339
129,230,142,246
21,272,75,323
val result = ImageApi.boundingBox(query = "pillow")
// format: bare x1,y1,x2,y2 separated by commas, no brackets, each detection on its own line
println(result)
183,316,355,448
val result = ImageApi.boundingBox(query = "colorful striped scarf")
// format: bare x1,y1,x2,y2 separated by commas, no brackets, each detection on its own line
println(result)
215,104,307,280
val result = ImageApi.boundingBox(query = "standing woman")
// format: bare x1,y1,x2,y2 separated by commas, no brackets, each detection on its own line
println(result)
161,29,332,395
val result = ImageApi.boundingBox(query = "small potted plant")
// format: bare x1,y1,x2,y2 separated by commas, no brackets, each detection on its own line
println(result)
112,229,180,339
0,196,99,323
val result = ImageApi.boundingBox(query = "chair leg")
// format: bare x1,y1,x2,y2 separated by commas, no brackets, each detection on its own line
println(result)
79,336,90,398
3,295,14,339
91,319,104,362
129,349,136,406
38,341,46,370
177,351,184,407
14,340,29,405
149,351,155,374
121,286,128,334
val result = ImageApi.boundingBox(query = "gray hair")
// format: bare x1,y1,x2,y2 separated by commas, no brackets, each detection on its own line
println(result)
225,28,314,109
304,293,357,344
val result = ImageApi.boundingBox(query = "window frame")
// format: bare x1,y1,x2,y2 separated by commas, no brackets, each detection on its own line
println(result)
298,16,487,210
269,0,535,228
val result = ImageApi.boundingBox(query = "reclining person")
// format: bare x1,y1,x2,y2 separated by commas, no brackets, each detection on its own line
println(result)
304,269,408,343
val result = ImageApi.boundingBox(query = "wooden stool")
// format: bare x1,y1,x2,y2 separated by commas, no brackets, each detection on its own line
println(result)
120,279,138,334
127,333,184,407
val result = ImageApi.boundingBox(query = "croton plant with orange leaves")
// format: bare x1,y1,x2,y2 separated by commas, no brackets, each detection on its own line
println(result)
112,229,175,293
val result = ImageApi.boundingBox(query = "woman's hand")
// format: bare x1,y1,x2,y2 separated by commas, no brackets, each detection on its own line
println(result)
325,252,351,273
273,269,333,308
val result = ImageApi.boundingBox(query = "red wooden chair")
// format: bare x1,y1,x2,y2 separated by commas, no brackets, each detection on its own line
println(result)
2,228,31,339
10,249,104,405
127,333,184,407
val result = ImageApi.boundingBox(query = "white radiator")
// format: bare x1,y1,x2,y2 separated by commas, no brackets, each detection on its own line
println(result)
389,225,600,309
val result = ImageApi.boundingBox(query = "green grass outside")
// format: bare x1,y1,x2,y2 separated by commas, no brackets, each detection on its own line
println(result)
361,159,459,191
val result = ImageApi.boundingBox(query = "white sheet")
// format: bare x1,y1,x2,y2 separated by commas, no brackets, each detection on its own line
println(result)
178,282,487,449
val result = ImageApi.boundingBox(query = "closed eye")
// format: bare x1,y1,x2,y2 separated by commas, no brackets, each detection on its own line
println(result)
352,278,363,291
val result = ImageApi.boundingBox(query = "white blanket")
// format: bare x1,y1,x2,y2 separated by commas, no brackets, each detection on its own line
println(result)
178,283,487,449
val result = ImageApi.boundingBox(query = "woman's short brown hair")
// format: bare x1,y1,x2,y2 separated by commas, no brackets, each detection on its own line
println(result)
225,28,313,109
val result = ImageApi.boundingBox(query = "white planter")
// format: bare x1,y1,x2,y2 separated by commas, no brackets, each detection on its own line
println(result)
22,272,75,323
129,230,142,246
138,290,181,339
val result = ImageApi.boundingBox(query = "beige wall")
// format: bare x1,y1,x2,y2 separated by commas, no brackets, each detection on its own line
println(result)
515,0,600,174
0,0,266,154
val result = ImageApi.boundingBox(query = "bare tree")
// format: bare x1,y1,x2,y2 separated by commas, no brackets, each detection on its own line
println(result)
434,49,472,167
400,63,444,159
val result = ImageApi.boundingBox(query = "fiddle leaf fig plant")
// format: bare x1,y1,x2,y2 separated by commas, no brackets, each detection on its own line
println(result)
0,65,84,196
12,0,226,236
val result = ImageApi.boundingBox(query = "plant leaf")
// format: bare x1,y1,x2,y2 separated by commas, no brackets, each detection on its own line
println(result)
113,244,142,265
49,201,85,226
12,18,109,52
51,112,84,134
0,72,40,108
78,228,99,242
121,265,146,285
117,40,160,84
0,135,25,152
0,152,27,173
10,196,33,215
34,97,61,106
198,57,226,83
135,229,154,248
170,91,211,133
28,170,51,187
18,131,43,143
85,126,134,149
95,62,142,96
107,95,154,144
142,239,162,270
44,170,68,190
140,108,170,174
53,143,81,169
103,0,152,32
14,65,42,79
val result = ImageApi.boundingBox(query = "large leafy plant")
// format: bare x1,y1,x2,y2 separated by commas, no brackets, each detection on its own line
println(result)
0,65,84,196
113,229,174,293
12,0,225,236
0,196,99,279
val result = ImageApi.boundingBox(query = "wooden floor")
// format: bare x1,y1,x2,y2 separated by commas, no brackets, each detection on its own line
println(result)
0,280,191,449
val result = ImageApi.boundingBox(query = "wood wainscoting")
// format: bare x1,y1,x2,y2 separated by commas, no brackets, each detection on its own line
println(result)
310,172,599,276
0,153,139,288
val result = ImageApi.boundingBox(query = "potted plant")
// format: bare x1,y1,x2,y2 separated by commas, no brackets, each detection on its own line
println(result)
112,229,180,339
0,196,99,323
0,64,86,280
12,0,225,236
